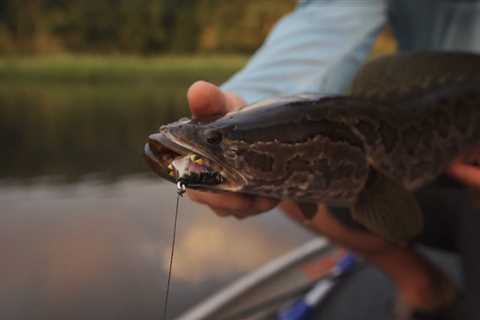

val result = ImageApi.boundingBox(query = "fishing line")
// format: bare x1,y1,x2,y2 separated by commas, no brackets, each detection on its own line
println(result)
163,181,186,319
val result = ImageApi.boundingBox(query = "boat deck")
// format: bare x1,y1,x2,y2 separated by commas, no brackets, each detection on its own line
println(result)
177,239,462,320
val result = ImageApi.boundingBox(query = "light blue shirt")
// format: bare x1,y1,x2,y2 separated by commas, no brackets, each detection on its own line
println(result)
222,0,480,104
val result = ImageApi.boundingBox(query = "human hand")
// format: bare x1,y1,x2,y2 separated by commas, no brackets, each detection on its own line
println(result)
447,150,480,190
186,81,278,218
447,148,480,189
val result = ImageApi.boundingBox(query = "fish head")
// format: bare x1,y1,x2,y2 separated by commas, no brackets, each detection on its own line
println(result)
145,113,251,193
145,95,369,201
144,96,319,194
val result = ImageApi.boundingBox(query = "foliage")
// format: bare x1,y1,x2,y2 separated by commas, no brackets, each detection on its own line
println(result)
0,0,296,55
0,54,247,84
0,55,245,183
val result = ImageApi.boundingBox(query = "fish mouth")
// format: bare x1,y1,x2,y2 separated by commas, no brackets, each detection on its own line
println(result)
144,132,243,191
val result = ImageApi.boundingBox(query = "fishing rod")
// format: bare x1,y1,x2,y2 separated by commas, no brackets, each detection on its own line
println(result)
277,254,358,320
216,253,358,320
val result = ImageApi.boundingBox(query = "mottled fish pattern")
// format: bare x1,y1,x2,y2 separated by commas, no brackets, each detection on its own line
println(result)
145,52,480,243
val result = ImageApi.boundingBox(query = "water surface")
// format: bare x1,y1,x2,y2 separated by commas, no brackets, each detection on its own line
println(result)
0,83,314,319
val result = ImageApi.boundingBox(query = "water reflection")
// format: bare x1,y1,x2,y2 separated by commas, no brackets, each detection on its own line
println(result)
0,177,313,319
164,212,299,283
0,83,189,183
0,84,314,319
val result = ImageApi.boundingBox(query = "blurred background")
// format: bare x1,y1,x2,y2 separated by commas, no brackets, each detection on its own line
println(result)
0,1,396,319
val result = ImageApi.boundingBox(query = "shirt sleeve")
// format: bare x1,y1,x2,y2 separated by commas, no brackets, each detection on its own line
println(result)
221,0,388,104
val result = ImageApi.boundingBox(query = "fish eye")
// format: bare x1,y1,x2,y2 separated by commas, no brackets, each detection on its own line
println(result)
205,130,223,145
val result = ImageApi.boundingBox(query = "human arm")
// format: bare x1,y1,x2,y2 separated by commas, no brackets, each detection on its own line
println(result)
222,0,387,103
187,0,388,217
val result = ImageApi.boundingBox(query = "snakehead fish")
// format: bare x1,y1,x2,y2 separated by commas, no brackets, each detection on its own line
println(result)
144,52,480,243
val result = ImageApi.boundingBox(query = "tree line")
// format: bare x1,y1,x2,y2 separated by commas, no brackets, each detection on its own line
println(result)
0,0,295,55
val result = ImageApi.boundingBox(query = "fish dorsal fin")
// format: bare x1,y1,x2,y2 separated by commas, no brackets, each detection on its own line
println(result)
352,168,423,244
351,51,480,99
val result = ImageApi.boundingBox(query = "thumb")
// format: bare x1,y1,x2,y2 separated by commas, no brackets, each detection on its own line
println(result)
187,81,228,118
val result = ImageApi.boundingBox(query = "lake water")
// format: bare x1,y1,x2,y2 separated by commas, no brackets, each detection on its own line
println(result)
0,82,314,319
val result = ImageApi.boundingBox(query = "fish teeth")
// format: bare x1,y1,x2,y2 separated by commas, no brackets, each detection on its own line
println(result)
190,154,206,165
167,163,175,176
195,159,206,165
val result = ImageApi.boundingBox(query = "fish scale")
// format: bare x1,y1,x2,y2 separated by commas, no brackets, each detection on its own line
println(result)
145,51,480,244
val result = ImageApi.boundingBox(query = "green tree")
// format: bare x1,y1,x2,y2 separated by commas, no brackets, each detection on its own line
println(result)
0,0,295,55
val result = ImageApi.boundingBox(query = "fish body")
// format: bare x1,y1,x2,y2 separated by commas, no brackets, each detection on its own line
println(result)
144,52,480,242
147,85,480,202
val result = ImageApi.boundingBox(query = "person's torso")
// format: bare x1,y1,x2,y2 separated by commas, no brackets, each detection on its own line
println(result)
389,0,480,52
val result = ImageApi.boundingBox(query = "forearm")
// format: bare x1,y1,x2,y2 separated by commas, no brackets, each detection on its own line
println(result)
280,201,391,253
221,0,387,104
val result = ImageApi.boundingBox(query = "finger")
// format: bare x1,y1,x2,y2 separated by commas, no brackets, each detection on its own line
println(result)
187,189,277,213
187,81,228,118
211,208,246,219
210,208,251,219
211,208,233,217
233,212,249,220
231,206,271,219
251,196,278,212
214,208,264,220
447,161,480,189
187,189,255,211
224,91,246,111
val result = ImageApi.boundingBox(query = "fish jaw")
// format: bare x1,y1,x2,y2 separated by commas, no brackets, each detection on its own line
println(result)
144,131,245,192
